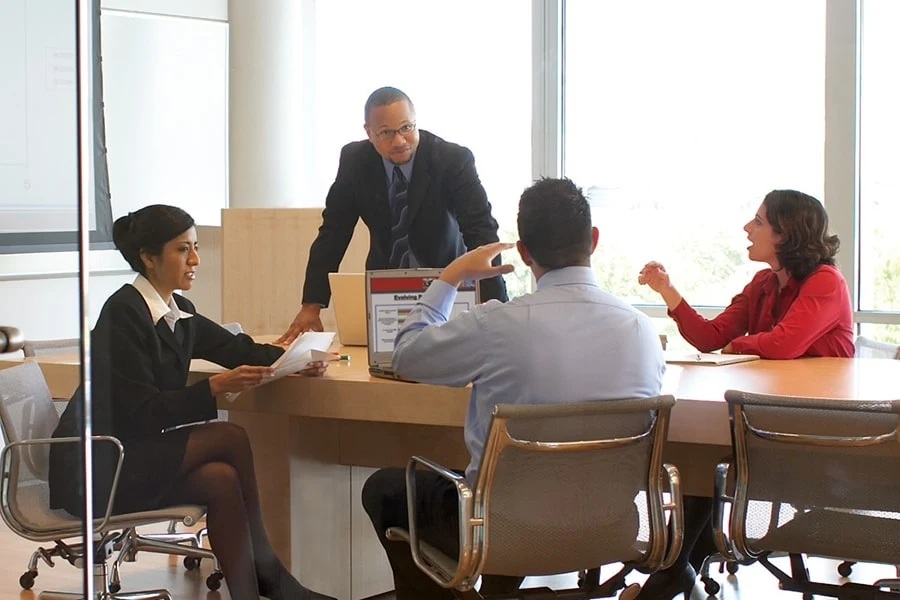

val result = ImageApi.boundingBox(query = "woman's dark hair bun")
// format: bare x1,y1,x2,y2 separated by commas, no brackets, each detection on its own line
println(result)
112,205,194,276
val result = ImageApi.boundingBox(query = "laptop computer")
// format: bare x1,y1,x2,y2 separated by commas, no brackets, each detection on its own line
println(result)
328,272,367,346
366,269,480,381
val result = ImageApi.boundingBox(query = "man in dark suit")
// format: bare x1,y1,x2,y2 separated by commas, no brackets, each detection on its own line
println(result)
279,87,508,341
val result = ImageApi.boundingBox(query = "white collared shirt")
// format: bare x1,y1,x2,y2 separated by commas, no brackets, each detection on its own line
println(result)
130,275,193,333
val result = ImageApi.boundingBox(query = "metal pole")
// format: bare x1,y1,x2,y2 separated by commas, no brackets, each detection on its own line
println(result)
75,0,97,596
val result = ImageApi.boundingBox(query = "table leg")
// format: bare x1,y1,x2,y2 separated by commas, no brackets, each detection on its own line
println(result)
229,412,352,600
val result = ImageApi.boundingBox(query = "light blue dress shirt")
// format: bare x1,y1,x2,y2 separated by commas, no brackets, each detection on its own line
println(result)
393,266,666,481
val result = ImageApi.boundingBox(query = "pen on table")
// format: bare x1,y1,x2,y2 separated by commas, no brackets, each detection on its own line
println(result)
331,352,350,361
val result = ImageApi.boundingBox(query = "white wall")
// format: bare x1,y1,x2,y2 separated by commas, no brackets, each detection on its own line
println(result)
0,0,228,343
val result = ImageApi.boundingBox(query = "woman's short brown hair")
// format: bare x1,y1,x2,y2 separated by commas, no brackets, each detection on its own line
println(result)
763,190,839,280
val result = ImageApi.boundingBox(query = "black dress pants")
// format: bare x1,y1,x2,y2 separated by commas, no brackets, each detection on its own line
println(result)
361,467,524,599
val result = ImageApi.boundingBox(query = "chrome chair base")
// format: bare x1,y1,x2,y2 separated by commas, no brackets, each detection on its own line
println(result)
111,527,222,592
36,560,172,600
20,527,222,594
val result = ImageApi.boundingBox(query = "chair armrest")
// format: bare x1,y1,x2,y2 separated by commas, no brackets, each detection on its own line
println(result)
0,435,125,533
408,455,467,485
712,459,742,563
659,463,683,570
403,455,479,591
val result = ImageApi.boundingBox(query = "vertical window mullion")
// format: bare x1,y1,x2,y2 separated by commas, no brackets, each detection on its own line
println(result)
532,0,562,181
823,0,861,318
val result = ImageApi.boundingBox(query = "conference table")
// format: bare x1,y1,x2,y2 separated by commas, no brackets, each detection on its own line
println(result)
3,348,900,600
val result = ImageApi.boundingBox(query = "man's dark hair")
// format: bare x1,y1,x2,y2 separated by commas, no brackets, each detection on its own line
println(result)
763,189,840,280
364,87,414,123
517,177,592,269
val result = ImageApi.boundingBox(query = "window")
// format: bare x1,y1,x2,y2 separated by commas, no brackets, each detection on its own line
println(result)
311,1,532,295
563,1,825,308
858,0,900,338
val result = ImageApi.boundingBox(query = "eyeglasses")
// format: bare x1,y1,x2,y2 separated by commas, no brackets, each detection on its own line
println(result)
372,122,416,141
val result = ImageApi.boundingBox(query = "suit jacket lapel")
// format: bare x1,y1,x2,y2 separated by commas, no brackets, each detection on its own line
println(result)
363,152,392,252
406,135,433,226
155,320,188,368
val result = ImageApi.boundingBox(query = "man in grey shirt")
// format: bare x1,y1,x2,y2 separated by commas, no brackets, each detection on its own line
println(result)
362,177,666,598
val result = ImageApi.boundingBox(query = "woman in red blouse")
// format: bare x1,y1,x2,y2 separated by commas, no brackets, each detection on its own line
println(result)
639,189,854,359
634,190,854,599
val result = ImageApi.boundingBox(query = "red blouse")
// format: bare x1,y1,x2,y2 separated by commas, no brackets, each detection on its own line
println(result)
669,264,854,359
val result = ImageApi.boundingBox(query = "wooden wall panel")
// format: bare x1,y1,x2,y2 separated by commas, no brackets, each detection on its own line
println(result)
221,208,368,335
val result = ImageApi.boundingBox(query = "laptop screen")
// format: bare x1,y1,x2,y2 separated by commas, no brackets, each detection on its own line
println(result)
366,269,479,361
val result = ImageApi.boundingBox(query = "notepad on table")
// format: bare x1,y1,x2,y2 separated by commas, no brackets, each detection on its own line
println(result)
665,352,760,366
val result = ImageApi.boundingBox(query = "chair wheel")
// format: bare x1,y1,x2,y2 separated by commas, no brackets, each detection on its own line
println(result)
183,556,201,570
837,561,853,577
109,581,121,594
802,594,814,600
206,572,224,591
19,570,37,590
726,561,739,575
703,577,721,595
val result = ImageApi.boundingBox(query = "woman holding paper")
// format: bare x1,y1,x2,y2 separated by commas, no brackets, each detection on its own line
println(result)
49,205,335,600
633,190,853,599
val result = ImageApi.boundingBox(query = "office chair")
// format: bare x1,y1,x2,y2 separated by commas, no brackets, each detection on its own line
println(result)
384,395,683,599
23,338,81,358
19,336,220,586
1,325,25,354
712,389,900,599
21,338,81,420
0,360,223,597
698,337,900,595
832,336,900,581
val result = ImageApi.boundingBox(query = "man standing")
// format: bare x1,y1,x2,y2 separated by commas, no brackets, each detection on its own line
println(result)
361,177,666,598
279,87,507,342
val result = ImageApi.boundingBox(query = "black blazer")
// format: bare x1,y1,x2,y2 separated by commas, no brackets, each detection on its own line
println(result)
302,130,508,306
49,285,282,516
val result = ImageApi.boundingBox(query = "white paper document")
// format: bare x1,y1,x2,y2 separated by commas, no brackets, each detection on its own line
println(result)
665,351,760,366
225,332,335,401
269,331,335,377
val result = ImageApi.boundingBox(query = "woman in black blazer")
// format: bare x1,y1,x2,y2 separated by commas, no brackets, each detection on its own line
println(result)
49,205,335,600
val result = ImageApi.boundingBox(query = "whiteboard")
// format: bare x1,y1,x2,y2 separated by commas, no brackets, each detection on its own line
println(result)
0,0,81,234
100,10,228,225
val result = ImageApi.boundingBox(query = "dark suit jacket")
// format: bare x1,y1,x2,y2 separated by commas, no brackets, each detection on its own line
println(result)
49,284,282,516
303,130,508,306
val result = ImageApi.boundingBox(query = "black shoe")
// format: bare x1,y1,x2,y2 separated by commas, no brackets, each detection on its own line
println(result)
635,564,696,600
260,586,337,600
258,563,337,600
